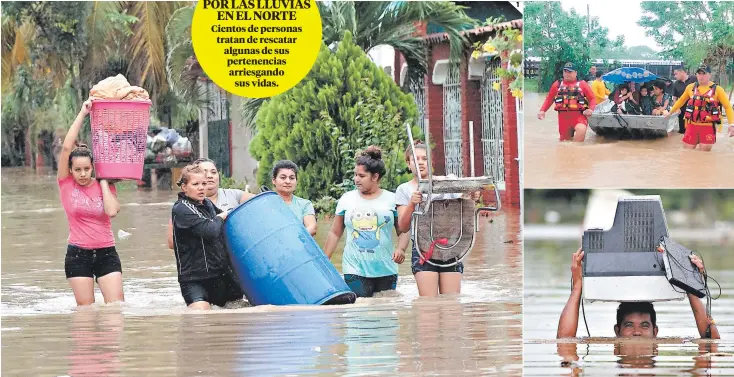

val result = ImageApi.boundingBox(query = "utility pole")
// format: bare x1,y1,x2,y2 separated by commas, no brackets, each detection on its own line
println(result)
587,4,592,69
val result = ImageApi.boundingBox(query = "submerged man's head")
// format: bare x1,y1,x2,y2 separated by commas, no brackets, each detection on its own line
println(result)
615,302,658,338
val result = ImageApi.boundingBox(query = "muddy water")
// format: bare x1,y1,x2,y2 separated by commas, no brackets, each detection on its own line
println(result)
524,92,734,189
1,168,523,376
524,240,734,376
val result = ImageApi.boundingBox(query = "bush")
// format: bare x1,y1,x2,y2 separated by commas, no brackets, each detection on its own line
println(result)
313,196,338,218
220,175,249,191
250,31,420,202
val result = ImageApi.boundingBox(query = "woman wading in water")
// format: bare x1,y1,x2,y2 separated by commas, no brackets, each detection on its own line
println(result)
58,100,123,306
268,160,317,236
167,158,254,249
396,141,480,297
170,164,244,309
324,146,409,298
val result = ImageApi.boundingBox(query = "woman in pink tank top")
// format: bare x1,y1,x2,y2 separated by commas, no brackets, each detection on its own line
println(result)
57,100,123,306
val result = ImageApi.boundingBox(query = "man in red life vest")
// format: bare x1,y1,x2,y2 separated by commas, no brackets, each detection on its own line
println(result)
668,64,734,152
537,62,597,142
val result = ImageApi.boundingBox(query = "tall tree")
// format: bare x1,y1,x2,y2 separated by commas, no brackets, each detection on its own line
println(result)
524,1,623,91
639,1,734,85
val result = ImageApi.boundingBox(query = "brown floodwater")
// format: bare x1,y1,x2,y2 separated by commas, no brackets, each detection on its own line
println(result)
1,167,522,376
524,92,734,189
524,239,734,376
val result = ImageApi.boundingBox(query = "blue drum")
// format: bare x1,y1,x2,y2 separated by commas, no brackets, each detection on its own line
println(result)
224,191,356,306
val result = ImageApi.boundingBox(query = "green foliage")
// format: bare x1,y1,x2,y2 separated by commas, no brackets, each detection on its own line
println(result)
472,21,523,98
250,32,419,202
639,1,734,79
220,175,249,191
524,2,623,91
1,1,198,167
239,1,475,128
313,196,338,218
597,45,662,61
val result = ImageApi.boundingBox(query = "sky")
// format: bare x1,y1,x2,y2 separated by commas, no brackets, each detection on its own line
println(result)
560,0,662,51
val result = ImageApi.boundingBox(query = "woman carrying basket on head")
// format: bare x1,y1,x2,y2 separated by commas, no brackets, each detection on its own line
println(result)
57,100,123,306
396,141,480,297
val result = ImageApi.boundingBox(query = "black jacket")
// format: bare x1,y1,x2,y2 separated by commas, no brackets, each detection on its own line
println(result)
171,193,231,282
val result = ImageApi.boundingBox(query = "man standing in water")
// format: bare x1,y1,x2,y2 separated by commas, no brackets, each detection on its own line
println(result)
591,71,611,104
557,249,720,339
537,62,597,142
668,65,734,151
585,65,597,82
671,67,696,134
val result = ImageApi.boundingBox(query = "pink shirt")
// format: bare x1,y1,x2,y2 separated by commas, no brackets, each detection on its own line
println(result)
58,177,116,249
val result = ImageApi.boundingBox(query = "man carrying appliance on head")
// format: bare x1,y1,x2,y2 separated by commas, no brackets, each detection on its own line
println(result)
556,248,720,339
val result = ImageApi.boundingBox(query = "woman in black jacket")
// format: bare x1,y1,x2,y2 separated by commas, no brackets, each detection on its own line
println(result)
171,164,244,309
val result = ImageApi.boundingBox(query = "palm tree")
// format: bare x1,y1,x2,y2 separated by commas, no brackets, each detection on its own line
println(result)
160,1,476,129
1,1,197,166
239,1,476,128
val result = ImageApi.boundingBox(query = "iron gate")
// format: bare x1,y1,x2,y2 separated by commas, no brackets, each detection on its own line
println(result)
205,81,231,177
481,58,505,188
443,64,463,177
409,80,427,138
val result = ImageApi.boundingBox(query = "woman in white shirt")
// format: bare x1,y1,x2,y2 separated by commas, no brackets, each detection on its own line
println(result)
167,158,254,249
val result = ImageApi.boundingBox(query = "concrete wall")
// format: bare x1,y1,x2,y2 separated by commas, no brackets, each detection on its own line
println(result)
228,95,259,186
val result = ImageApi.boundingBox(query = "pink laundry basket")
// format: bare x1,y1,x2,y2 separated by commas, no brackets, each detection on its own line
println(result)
90,100,152,180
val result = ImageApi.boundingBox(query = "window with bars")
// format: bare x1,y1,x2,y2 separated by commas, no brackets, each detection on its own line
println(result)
409,80,427,138
481,58,506,188
442,64,463,177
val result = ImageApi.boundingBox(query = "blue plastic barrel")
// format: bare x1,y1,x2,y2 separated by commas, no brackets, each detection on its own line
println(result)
224,191,357,306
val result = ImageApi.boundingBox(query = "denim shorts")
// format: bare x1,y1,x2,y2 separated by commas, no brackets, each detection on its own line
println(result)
64,244,122,280
344,274,398,298
179,273,244,307
411,243,464,275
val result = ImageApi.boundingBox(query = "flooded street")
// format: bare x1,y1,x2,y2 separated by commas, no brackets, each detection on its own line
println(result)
524,92,734,188
524,240,734,376
1,168,523,376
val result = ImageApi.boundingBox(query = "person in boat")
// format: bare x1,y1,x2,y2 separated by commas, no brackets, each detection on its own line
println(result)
58,99,124,306
667,64,734,152
639,85,654,116
672,66,696,134
557,249,720,339
585,65,597,82
612,85,641,115
167,158,255,249
170,164,244,309
650,80,672,116
268,160,317,236
395,140,481,297
323,146,409,298
537,62,597,142
590,71,610,105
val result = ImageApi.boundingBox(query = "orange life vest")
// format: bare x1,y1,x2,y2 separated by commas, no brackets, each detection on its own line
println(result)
684,83,721,124
553,81,589,112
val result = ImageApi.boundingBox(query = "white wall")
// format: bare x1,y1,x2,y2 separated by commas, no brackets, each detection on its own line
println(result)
229,95,259,186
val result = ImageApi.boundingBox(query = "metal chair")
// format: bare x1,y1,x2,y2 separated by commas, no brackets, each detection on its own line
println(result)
406,123,501,267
